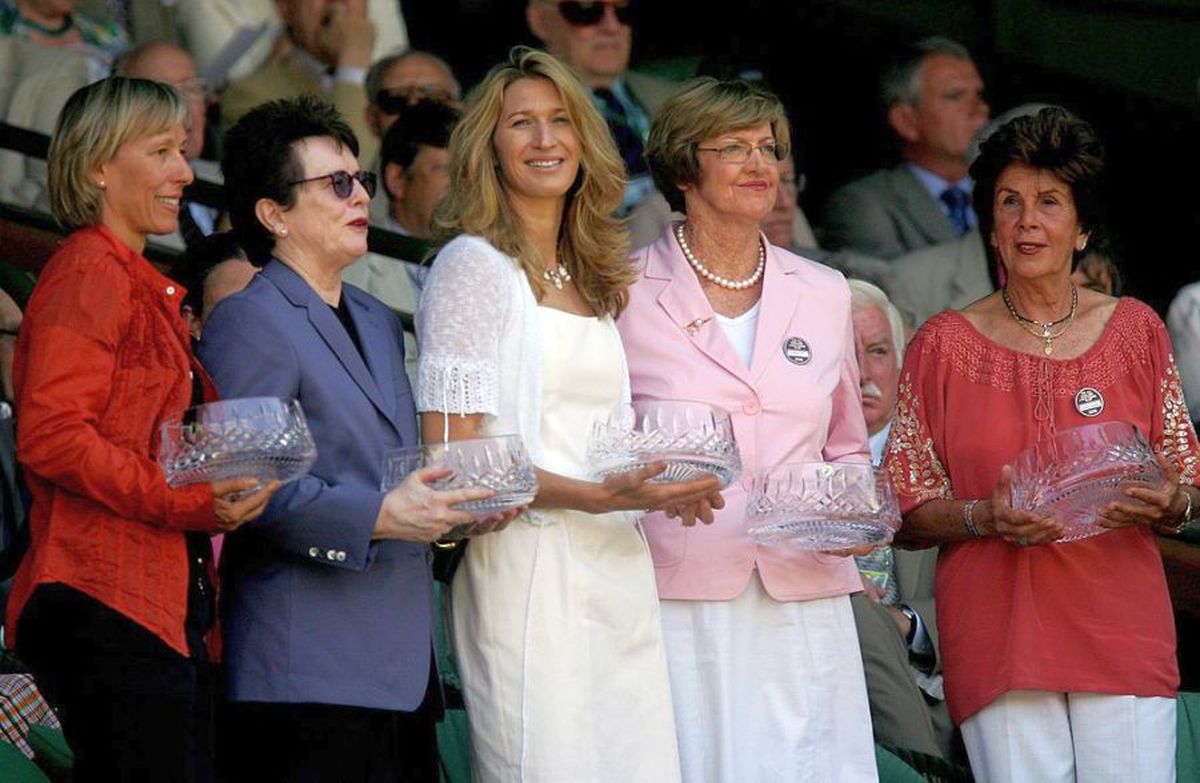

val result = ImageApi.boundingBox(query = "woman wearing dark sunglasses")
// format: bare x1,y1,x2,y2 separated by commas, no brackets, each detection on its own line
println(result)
198,96,516,781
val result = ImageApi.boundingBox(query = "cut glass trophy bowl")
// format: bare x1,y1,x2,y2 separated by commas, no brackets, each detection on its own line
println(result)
159,397,317,499
587,399,741,488
746,462,901,550
1009,421,1164,543
381,434,538,518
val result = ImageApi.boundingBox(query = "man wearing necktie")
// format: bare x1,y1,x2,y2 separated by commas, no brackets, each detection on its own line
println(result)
526,0,679,249
822,37,990,260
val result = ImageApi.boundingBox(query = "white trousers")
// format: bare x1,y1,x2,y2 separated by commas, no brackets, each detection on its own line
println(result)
960,690,1176,783
660,574,877,783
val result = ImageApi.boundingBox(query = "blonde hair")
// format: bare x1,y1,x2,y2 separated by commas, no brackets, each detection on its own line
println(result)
433,47,633,317
48,77,189,230
646,77,791,213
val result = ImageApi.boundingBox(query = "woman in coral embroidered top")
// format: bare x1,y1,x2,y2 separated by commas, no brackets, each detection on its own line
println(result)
887,107,1198,782
7,77,274,781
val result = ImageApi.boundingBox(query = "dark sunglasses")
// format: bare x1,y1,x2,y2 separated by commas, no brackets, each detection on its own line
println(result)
556,0,635,27
374,85,457,115
288,170,377,199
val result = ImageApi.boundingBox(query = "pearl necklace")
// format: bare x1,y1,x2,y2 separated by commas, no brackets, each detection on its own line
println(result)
674,222,765,290
542,263,571,290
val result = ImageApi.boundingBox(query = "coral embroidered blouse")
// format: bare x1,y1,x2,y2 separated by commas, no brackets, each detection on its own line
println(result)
7,226,217,658
885,298,1197,723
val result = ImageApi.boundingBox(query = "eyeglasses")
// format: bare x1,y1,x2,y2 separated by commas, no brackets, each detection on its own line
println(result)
696,141,787,164
375,85,457,114
288,170,377,199
554,0,635,27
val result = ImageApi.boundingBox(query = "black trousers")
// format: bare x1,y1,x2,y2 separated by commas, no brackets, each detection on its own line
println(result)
17,583,216,782
219,699,439,783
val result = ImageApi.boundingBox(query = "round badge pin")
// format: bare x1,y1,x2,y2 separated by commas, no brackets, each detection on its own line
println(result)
1074,387,1104,417
783,337,811,365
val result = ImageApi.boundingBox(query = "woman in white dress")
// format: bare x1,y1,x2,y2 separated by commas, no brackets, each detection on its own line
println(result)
414,48,723,783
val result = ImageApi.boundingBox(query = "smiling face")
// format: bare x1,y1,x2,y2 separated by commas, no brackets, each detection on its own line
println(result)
276,135,371,270
492,77,581,212
526,0,632,88
990,162,1087,283
853,304,901,435
681,122,780,228
96,123,193,252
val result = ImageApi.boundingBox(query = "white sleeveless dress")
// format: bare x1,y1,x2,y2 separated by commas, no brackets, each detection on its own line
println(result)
450,307,681,783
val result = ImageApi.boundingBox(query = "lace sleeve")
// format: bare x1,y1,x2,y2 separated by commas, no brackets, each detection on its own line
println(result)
1149,318,1200,484
884,326,953,512
415,237,515,415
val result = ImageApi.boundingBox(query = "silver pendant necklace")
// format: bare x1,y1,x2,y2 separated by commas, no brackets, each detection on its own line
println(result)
543,263,571,290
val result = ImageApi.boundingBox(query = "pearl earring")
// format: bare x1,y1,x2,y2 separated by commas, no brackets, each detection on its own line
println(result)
278,226,288,237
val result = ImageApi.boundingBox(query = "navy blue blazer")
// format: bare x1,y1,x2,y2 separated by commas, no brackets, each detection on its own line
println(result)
198,260,431,711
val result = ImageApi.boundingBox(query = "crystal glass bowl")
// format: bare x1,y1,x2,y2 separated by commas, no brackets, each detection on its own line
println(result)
746,462,901,550
1010,421,1164,543
159,397,317,499
587,399,741,488
381,434,538,518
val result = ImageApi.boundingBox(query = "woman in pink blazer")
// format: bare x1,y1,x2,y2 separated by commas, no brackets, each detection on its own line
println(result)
617,78,878,782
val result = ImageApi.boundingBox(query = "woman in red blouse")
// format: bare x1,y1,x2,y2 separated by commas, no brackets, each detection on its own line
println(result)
888,107,1197,781
6,77,275,781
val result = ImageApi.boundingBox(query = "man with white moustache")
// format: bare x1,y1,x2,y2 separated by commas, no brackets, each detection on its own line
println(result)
848,279,955,761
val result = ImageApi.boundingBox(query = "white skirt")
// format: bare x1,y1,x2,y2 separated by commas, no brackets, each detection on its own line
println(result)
660,573,878,782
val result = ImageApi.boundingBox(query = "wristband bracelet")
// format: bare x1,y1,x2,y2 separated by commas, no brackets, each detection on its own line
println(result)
962,499,982,538
1158,488,1195,535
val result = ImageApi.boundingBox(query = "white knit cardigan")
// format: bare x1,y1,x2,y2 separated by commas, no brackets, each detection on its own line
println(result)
415,235,631,524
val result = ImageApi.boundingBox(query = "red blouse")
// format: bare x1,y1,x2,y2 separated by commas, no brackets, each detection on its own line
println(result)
7,226,218,658
885,298,1197,723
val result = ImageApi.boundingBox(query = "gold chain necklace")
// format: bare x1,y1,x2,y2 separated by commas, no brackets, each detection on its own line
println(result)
1001,285,1078,356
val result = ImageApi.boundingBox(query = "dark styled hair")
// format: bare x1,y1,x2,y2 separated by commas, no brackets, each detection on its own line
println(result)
179,231,247,314
221,96,359,265
970,107,1105,268
380,99,459,173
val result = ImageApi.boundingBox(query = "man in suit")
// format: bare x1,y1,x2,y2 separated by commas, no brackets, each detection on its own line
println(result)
364,49,461,141
221,0,379,163
884,230,993,329
848,279,954,760
526,0,677,248
823,37,990,260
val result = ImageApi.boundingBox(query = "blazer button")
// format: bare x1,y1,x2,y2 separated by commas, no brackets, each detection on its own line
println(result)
336,551,347,562
308,547,319,557
326,550,337,560
165,285,176,296
742,400,760,415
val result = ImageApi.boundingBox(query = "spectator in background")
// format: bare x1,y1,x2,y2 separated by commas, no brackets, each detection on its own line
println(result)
822,37,989,260
221,0,380,164
178,231,256,337
763,149,894,288
847,279,953,761
1071,238,1122,296
1169,280,1200,425
364,49,462,140
526,0,678,249
345,100,457,384
1,0,127,67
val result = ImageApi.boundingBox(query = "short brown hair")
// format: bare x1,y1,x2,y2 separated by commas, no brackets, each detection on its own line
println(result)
48,77,188,230
646,77,791,214
970,107,1105,267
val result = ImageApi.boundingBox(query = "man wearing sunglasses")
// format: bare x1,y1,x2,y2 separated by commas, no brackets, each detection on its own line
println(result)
364,50,462,140
526,0,678,249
